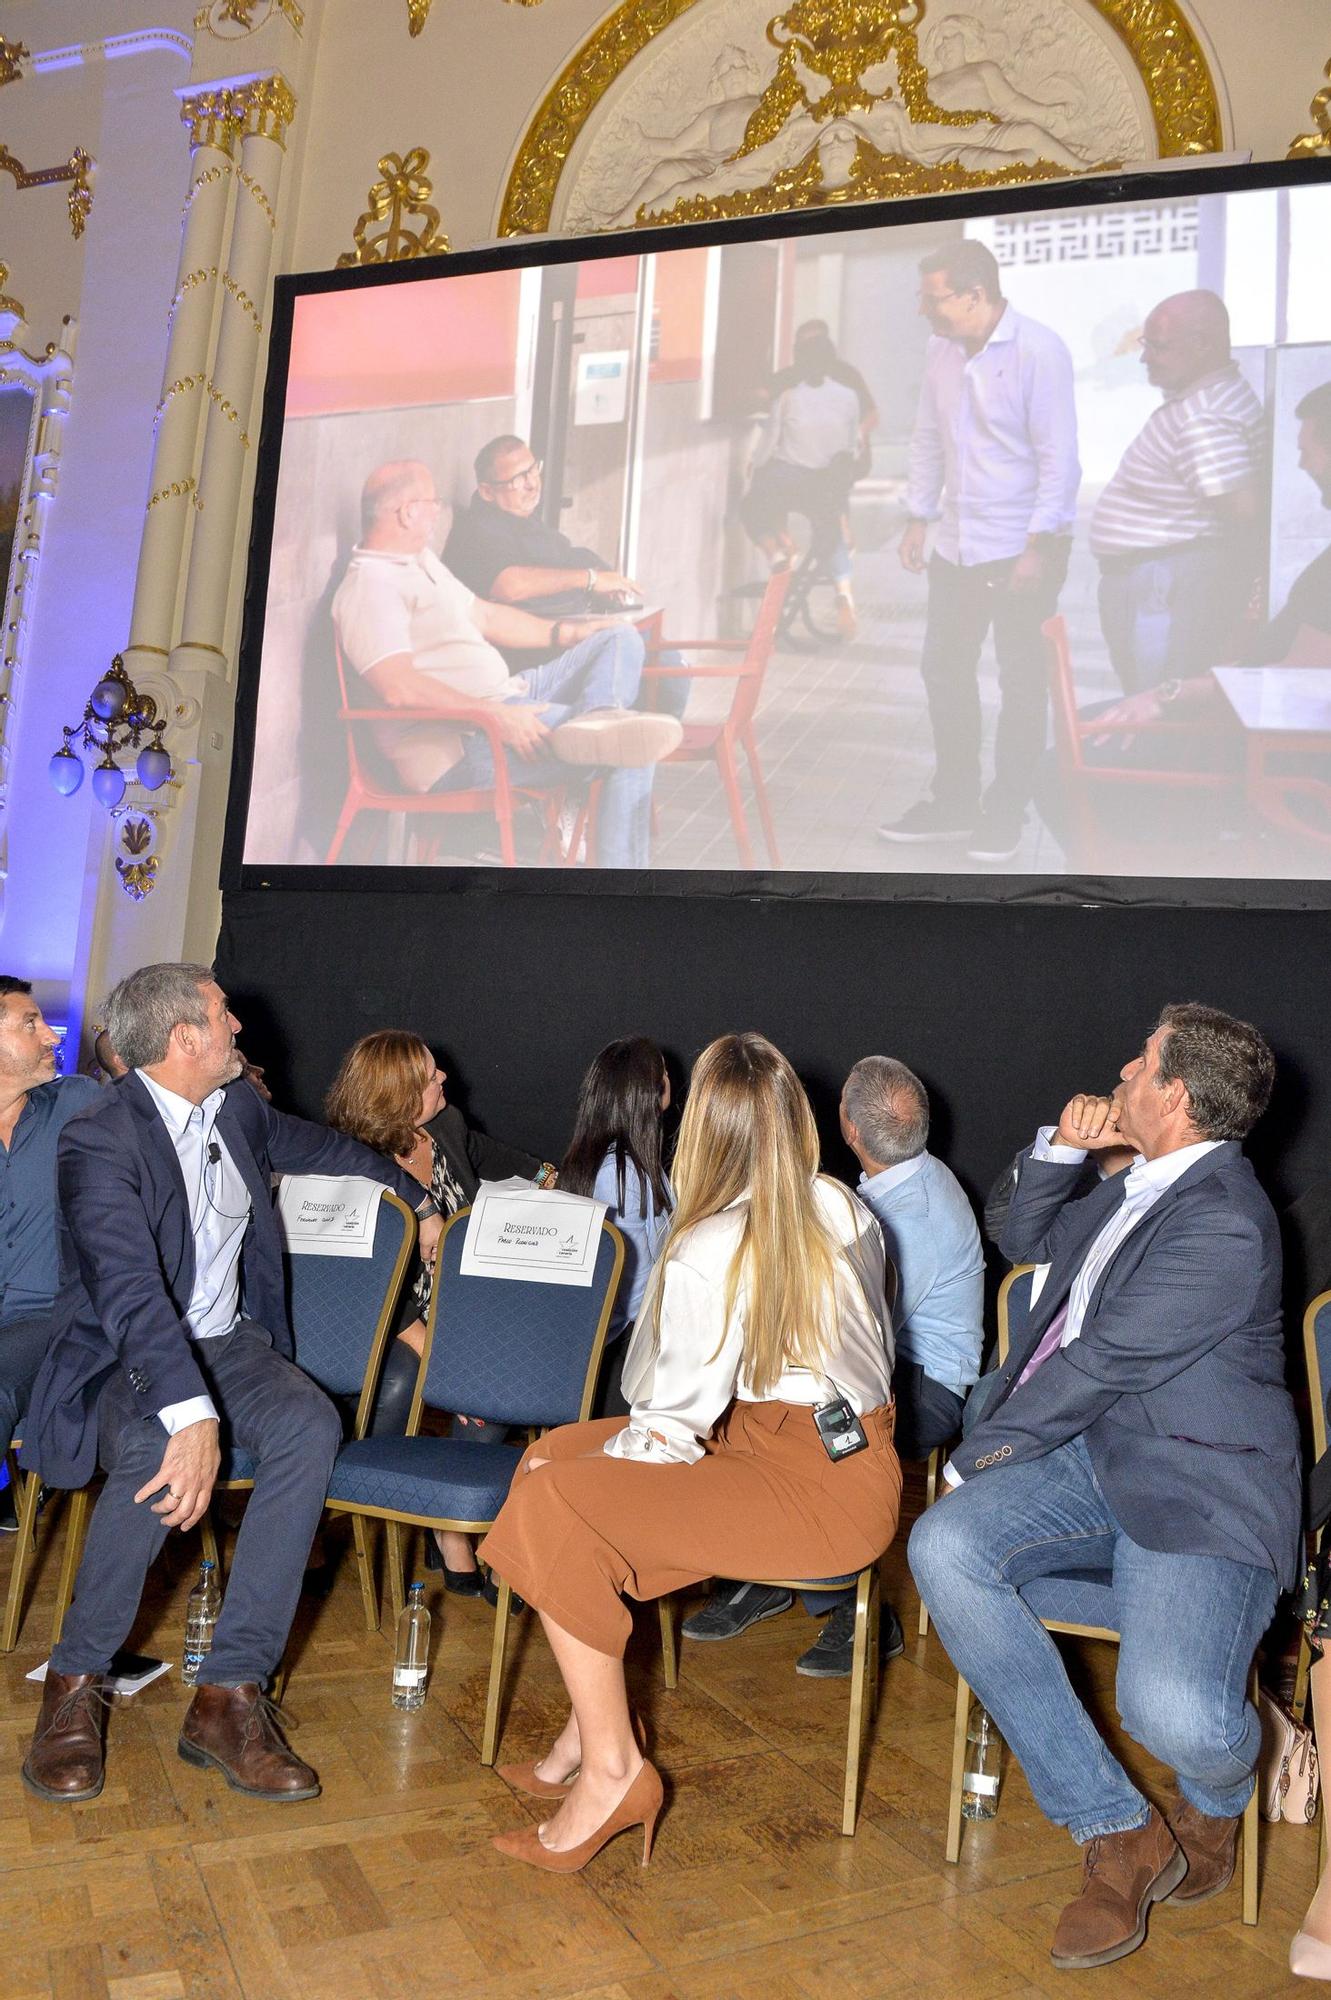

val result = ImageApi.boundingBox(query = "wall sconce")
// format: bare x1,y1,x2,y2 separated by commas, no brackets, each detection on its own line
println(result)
48,654,173,808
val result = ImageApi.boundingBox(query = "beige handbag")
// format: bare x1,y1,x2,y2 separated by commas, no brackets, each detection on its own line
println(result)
1258,1689,1321,1824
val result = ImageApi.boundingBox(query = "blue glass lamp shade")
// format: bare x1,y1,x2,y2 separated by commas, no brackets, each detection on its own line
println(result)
48,744,85,795
136,740,172,790
90,676,129,723
91,759,127,809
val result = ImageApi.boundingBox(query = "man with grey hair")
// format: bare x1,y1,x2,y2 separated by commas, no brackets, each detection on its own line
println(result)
20,963,442,1809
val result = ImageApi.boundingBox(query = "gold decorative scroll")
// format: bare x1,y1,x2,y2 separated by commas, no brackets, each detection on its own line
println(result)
0,259,23,320
0,143,95,239
194,0,305,32
337,149,452,265
180,75,296,155
1288,58,1331,158
407,0,433,32
498,0,1224,236
0,36,29,86
180,87,242,153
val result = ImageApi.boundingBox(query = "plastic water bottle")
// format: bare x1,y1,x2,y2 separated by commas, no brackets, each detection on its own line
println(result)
182,1558,221,1685
961,1698,1002,1820
392,1582,430,1711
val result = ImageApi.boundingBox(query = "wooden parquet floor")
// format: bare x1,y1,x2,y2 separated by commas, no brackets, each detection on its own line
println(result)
0,1466,1320,2000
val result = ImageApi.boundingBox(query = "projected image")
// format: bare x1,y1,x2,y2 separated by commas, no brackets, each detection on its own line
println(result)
241,179,1331,880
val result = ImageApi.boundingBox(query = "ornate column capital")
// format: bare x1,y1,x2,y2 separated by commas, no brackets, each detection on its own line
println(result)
233,73,297,147
177,72,296,155
178,85,243,154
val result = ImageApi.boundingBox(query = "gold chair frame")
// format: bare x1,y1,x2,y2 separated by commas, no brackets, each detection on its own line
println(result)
941,1263,1259,1924
1298,1285,1331,1877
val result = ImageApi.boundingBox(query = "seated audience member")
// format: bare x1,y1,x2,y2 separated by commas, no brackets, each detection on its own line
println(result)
332,460,683,868
686,1055,982,1676
0,979,100,1506
90,1025,127,1082
1090,290,1264,694
324,1029,553,1594
1292,1423,1331,1978
983,1123,1136,1245
910,1004,1300,1973
558,1037,673,1417
478,1033,900,1873
20,965,442,1808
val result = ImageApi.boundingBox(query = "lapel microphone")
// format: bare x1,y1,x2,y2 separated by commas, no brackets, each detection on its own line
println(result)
207,1140,222,1166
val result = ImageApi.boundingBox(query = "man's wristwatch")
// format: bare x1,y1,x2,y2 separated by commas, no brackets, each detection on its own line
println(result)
1156,677,1184,705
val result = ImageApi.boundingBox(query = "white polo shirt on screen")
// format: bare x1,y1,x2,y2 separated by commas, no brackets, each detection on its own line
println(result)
332,545,513,790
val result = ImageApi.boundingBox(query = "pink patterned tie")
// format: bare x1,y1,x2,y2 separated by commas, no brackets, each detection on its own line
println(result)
1016,1301,1069,1387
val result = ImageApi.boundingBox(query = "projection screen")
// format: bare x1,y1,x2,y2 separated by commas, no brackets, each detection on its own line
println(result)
228,162,1331,897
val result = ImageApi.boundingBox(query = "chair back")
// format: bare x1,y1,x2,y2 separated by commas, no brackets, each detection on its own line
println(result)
333,632,375,794
282,1186,416,1432
1043,616,1086,775
728,566,793,731
1304,1287,1331,1467
414,1207,625,1431
995,1263,1037,1366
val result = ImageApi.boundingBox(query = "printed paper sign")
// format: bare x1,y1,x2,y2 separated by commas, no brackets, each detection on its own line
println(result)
460,1178,607,1287
276,1174,384,1258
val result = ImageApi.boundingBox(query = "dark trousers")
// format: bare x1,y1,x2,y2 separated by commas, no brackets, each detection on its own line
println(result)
51,1322,341,1685
0,1313,53,1461
919,546,1070,815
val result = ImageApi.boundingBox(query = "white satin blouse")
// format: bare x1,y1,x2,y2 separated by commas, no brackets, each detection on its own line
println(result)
604,1176,895,1465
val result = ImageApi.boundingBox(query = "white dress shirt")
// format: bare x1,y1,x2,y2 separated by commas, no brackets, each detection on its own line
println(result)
605,1176,894,1465
905,305,1081,566
138,1071,253,1435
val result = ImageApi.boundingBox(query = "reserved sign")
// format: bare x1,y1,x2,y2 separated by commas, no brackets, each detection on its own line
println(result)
461,1178,607,1287
276,1174,384,1258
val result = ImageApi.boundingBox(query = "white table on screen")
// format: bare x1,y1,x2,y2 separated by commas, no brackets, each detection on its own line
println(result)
1211,666,1331,846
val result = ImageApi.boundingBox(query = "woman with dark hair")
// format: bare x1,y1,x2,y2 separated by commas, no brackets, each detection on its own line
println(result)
560,1038,672,1412
325,1029,550,1595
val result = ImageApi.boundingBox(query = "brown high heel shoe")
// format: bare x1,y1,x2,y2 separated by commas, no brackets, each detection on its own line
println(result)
492,1759,663,1873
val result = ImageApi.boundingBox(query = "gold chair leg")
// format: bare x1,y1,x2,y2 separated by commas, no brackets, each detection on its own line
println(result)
386,1521,406,1627
842,1567,874,1835
199,1510,221,1576
269,1657,289,1705
481,1579,513,1766
1,1471,43,1652
1241,1783,1259,1925
658,1595,679,1692
945,1674,970,1864
51,1486,91,1649
351,1514,379,1632
1295,1628,1313,1722
918,1449,939,1638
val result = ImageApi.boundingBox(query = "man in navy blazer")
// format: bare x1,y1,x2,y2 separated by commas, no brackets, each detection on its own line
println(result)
910,1002,1300,1974
21,963,441,1808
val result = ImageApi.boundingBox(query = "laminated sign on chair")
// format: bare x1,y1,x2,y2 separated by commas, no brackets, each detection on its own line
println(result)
461,1177,607,1287
276,1175,385,1257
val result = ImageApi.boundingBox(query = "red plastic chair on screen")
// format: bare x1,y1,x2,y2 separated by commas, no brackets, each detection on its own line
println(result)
327,637,593,867
639,565,791,869
1043,614,1240,873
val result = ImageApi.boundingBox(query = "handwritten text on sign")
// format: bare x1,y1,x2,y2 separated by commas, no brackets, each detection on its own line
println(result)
276,1175,384,1258
460,1179,607,1287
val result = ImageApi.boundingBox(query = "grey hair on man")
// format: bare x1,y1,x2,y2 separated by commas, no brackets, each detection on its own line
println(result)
104,962,214,1073
843,1056,930,1168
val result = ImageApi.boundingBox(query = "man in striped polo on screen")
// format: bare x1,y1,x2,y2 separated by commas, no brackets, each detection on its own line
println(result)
1090,290,1265,695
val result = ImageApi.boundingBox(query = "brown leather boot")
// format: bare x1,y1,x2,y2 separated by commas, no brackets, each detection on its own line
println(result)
178,1683,320,1801
21,1669,109,1802
1166,1796,1241,1903
1050,1805,1187,1970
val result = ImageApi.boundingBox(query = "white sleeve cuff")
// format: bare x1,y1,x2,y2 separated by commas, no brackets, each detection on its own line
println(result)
943,1463,963,1489
157,1395,219,1435
1032,1124,1088,1164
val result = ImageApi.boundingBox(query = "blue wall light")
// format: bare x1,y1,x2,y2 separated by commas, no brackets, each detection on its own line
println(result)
48,654,173,809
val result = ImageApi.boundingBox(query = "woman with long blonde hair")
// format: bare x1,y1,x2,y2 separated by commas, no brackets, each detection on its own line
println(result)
480,1032,901,1872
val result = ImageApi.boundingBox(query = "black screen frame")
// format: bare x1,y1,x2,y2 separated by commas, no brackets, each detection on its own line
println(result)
221,152,1331,912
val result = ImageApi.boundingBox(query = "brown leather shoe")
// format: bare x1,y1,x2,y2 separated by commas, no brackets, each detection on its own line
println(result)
178,1683,320,1801
21,1669,109,1802
1050,1806,1187,1970
1166,1796,1241,1903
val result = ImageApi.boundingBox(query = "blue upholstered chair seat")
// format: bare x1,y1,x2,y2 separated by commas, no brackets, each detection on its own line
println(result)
327,1434,524,1521
1021,1574,1118,1629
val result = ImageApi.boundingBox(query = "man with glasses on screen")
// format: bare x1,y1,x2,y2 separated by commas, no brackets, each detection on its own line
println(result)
881,238,1080,865
332,460,682,868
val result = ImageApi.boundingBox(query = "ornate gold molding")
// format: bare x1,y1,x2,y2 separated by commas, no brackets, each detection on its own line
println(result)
337,149,452,265
0,35,29,86
0,143,94,239
0,260,22,319
407,0,433,31
180,87,242,154
498,0,1223,236
1288,58,1331,158
154,373,252,450
234,74,298,146
195,0,305,33
179,75,296,155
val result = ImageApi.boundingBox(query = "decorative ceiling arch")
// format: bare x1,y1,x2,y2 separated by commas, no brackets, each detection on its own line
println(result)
498,0,1225,237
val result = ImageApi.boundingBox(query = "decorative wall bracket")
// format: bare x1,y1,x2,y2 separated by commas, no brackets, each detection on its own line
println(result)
194,0,305,34
0,142,95,239
1288,58,1331,157
0,36,28,86
111,806,164,901
337,149,451,265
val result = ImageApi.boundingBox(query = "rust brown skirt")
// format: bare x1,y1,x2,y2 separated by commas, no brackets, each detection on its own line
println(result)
478,1399,902,1657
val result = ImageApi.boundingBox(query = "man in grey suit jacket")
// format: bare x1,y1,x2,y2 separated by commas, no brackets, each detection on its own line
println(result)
21,964,441,1809
910,1002,1299,1974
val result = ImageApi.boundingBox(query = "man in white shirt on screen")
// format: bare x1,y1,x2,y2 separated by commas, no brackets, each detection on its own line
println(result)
881,239,1080,865
332,461,681,868
1090,290,1264,695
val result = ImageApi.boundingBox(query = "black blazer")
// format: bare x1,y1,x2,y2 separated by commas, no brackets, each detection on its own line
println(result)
424,1103,542,1203
21,1073,424,1489
955,1141,1302,1587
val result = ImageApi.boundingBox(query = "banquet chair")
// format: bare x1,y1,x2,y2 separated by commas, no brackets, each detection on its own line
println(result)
0,1453,92,1654
941,1264,1259,1922
323,1205,623,1763
1295,1286,1331,1727
640,565,792,868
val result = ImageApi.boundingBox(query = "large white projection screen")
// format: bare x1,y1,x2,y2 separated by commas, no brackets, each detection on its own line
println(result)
239,176,1331,886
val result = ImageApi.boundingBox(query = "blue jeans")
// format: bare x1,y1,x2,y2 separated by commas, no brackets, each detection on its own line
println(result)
908,1434,1276,1840
1097,540,1250,693
435,626,656,868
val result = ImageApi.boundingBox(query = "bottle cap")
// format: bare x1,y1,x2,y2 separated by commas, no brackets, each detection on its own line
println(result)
201,1559,215,1571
